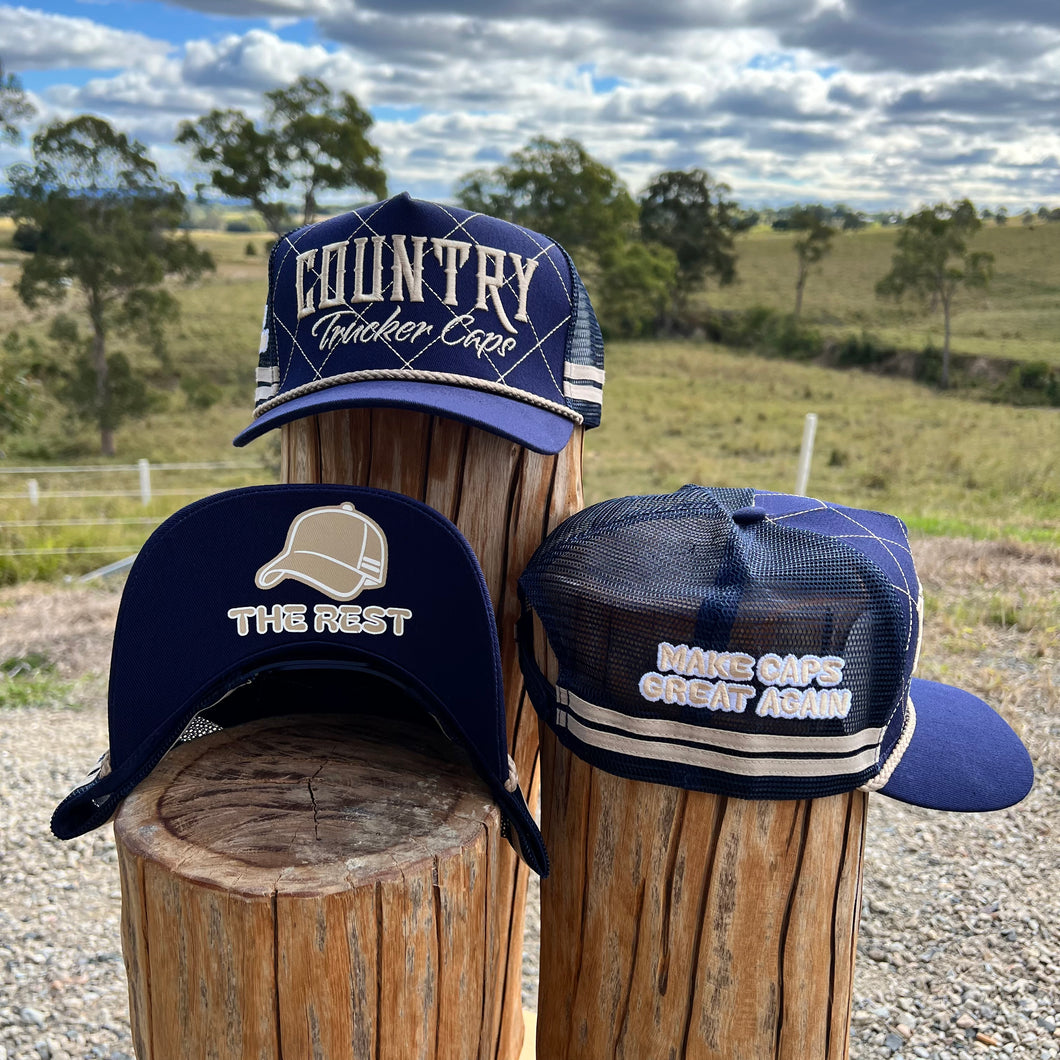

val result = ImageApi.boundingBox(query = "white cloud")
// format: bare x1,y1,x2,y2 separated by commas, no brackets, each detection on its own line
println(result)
0,4,169,68
6,1,1060,210
181,29,370,97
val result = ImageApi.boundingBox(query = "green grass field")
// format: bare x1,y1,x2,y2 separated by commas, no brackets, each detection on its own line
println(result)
707,222,1060,366
585,342,1059,543
1,222,1058,582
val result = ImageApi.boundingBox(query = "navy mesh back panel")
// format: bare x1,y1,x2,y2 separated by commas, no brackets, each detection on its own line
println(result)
562,253,605,429
518,485,908,800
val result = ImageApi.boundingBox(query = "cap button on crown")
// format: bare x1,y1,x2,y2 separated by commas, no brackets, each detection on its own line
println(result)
732,506,767,526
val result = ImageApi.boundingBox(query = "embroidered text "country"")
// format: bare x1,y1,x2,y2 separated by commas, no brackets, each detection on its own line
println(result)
294,234,540,336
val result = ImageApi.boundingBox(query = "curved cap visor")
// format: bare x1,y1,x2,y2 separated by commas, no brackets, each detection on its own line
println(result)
233,379,576,454
49,484,548,875
879,678,1034,811
51,647,549,878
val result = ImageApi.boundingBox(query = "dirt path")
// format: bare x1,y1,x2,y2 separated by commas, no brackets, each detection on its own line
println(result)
0,538,1057,1059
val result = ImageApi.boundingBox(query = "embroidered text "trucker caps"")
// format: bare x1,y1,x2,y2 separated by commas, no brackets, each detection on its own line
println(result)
233,193,604,454
518,485,1033,810
52,484,548,875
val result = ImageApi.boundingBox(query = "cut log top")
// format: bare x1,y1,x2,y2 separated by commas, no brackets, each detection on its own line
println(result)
115,711,506,1060
115,713,500,897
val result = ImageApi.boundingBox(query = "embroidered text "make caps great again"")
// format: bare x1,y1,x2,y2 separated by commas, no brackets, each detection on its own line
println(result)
234,193,604,454
518,485,1033,811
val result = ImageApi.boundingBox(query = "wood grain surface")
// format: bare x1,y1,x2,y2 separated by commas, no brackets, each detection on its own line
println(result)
281,409,585,1060
115,713,502,1060
536,722,868,1060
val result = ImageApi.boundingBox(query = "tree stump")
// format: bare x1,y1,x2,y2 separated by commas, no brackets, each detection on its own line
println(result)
281,408,584,1060
115,713,504,1060
533,634,869,1060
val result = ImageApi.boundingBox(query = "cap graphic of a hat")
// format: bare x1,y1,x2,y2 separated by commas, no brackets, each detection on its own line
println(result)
233,192,604,454
518,485,1033,812
255,502,387,601
52,484,548,876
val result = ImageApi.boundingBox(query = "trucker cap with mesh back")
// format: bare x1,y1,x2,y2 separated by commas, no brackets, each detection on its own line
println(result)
517,484,1033,810
51,484,548,876
233,192,604,455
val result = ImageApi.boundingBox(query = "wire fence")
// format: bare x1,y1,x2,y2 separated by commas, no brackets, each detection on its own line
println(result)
0,459,277,581
0,413,821,582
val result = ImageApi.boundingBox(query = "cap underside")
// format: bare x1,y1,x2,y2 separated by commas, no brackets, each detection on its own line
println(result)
53,652,549,874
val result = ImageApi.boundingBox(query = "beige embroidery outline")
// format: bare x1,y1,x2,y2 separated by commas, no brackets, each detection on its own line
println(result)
255,502,388,601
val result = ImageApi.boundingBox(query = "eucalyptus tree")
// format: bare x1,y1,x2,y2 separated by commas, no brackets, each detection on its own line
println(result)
876,200,993,388
788,206,836,320
639,168,742,319
0,58,34,143
456,137,677,337
7,116,213,454
178,76,387,237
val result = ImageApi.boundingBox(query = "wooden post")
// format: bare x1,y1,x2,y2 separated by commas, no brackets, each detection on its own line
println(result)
281,408,584,1060
534,639,869,1060
115,713,504,1060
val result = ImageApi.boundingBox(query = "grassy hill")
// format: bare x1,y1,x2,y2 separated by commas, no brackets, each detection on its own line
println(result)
586,342,1058,544
0,221,1057,581
707,221,1060,367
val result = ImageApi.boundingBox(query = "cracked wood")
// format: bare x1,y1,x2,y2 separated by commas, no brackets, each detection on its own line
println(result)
536,683,868,1060
281,408,585,1060
114,714,502,1060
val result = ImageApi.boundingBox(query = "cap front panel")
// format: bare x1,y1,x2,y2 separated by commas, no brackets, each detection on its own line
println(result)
256,197,597,430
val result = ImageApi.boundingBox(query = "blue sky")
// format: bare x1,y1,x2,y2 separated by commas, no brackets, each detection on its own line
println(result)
4,0,1060,210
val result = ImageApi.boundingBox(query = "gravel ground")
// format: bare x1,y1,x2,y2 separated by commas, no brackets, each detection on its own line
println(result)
1,538,1057,1060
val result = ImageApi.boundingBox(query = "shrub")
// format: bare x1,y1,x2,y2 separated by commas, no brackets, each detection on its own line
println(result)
12,222,40,253
915,344,943,385
1000,361,1060,406
835,332,895,368
763,313,821,361
700,305,822,360
179,374,222,411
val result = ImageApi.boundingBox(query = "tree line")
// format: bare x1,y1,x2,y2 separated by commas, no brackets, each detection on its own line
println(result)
0,61,1008,453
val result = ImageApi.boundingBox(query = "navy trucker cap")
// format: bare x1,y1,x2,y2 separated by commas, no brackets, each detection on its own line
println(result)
233,192,604,454
52,484,548,876
517,485,1033,811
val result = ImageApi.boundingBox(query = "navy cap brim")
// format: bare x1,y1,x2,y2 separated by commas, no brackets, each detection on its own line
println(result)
53,664,549,877
878,678,1034,811
233,380,576,455
49,485,549,874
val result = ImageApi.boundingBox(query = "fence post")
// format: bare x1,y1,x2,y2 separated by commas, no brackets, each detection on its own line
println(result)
27,479,39,507
138,459,151,506
114,714,504,1060
795,412,818,495
281,410,584,1059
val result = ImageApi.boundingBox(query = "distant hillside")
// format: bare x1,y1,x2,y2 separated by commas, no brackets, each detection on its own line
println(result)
706,221,1060,368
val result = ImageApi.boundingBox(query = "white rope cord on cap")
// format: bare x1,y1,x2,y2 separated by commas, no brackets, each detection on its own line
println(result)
861,697,917,792
505,755,520,793
253,368,585,424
